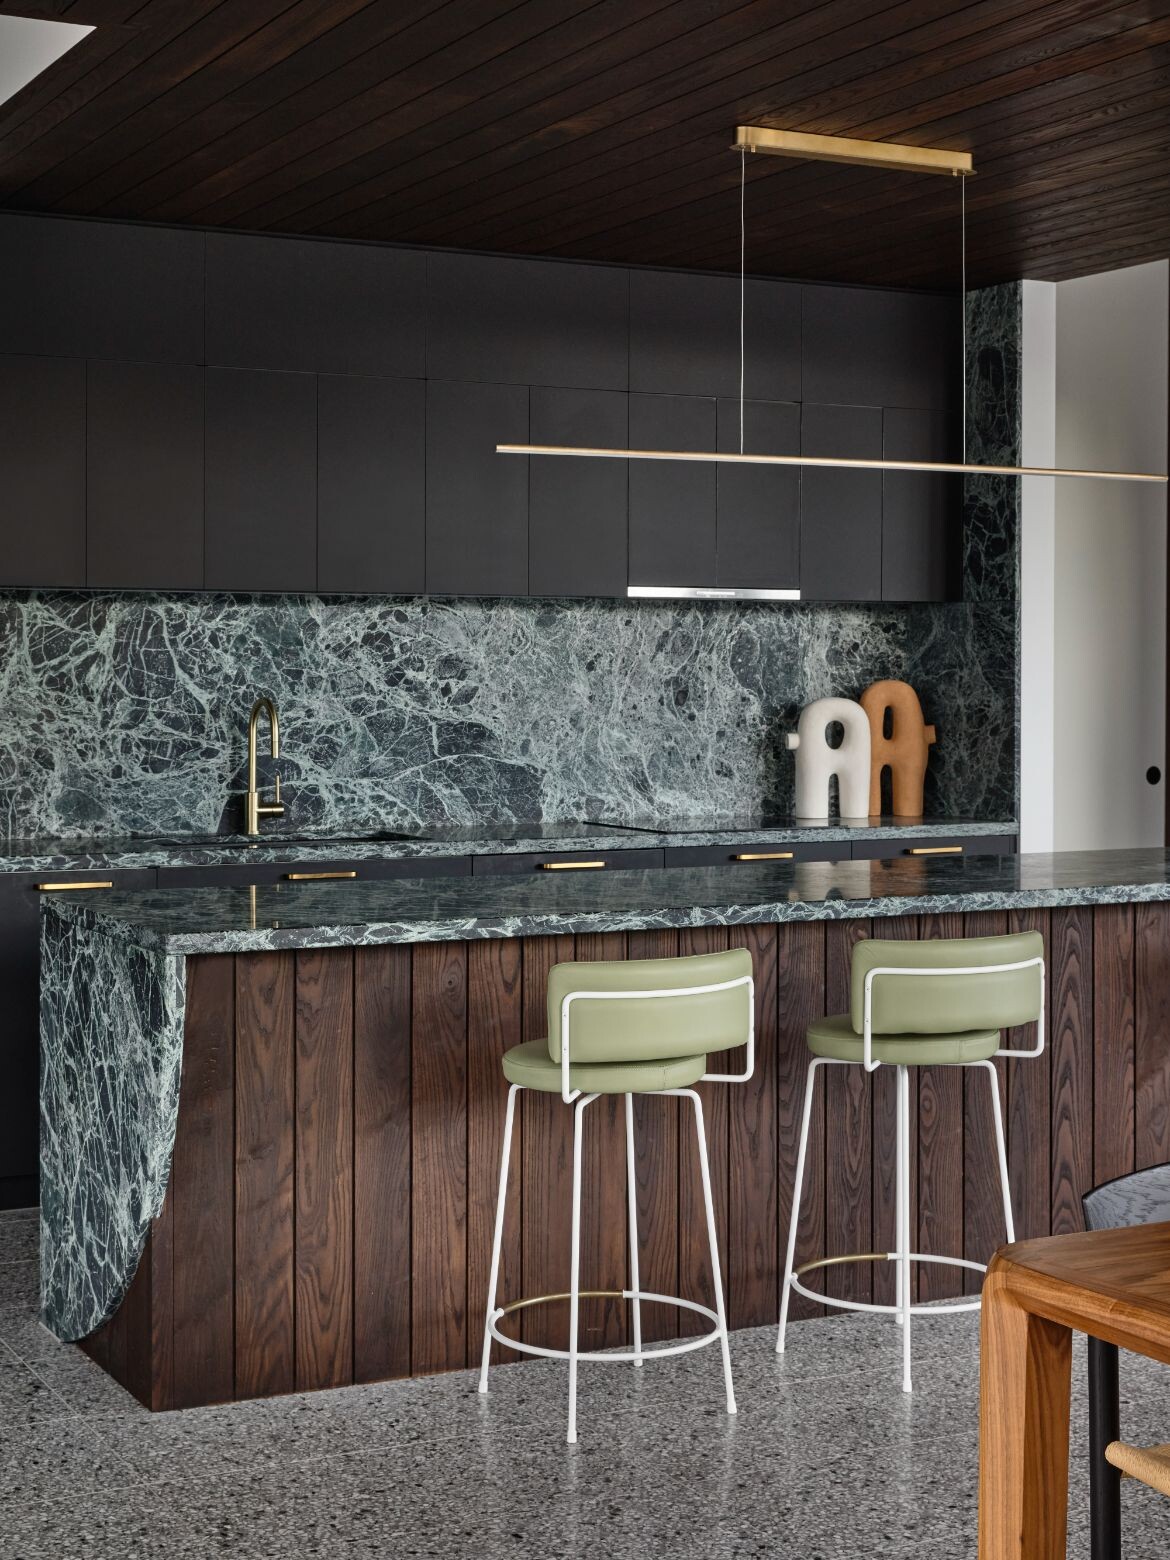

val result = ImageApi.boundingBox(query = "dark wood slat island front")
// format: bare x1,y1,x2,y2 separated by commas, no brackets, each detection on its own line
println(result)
38,851,1170,1410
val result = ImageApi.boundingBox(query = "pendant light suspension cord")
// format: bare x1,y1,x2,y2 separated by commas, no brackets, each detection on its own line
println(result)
740,145,746,453
961,171,967,464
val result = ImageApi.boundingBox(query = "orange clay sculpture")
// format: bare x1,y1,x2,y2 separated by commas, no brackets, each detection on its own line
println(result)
859,679,937,818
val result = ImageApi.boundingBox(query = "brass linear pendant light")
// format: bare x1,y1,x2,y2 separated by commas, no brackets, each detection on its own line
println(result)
498,127,1168,488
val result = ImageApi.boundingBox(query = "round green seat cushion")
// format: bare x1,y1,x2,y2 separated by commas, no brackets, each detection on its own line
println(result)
807,1012,1001,1067
502,1039,707,1095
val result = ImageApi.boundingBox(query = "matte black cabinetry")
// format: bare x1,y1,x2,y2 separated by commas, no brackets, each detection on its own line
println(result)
630,269,801,399
155,855,471,888
427,253,627,389
881,407,959,601
86,360,205,590
204,367,318,592
205,232,426,377
662,841,849,866
0,869,157,1206
800,403,883,602
0,355,86,588
317,374,426,595
801,286,958,411
850,833,1016,860
425,380,529,597
472,848,665,874
529,387,628,598
716,398,800,590
628,394,717,587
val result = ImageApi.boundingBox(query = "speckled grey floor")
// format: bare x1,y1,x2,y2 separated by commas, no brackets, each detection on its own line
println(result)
1,1208,1168,1559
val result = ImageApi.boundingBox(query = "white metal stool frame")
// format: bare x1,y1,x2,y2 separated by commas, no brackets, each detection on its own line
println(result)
776,953,1045,1393
478,971,755,1444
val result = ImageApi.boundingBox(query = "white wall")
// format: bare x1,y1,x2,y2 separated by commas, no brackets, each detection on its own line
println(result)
1044,260,1168,851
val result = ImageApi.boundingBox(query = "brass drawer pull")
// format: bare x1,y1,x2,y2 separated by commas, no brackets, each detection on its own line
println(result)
283,870,358,881
733,851,795,861
539,860,606,871
906,845,964,856
35,880,113,891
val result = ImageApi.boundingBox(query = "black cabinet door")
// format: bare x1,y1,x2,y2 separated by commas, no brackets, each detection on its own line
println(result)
800,403,883,601
529,387,628,598
630,270,800,399
628,393,717,588
662,840,850,866
86,360,205,590
882,407,959,602
205,232,426,377
317,374,425,595
0,355,85,588
156,855,471,888
801,285,960,411
427,252,627,389
204,367,317,592
716,398,800,590
0,215,203,364
0,869,157,1196
851,833,1016,860
425,380,529,596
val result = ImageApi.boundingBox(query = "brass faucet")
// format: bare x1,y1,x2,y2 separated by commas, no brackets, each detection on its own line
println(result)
245,696,285,836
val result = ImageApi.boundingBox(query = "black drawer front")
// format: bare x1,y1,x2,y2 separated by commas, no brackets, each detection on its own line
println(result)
662,841,851,868
850,834,1016,862
157,855,471,889
472,848,665,875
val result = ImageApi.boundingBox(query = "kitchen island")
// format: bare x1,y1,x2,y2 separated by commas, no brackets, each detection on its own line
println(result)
40,849,1170,1409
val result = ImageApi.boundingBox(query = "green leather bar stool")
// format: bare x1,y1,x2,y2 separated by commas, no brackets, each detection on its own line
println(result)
478,947,755,1444
777,930,1045,1392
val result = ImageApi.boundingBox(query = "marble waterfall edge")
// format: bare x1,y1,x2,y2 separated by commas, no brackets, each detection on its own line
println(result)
39,909,185,1341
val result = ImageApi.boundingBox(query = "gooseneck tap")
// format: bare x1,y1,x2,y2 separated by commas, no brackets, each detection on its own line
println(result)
245,696,285,836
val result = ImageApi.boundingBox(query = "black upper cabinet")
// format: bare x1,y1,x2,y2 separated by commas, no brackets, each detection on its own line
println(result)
87,360,205,590
427,253,628,389
0,355,85,588
204,368,317,592
0,215,203,363
205,232,426,377
318,375,425,595
628,394,717,587
426,380,529,596
802,285,959,410
800,403,883,602
630,270,800,400
882,406,959,602
529,387,627,599
716,398,800,590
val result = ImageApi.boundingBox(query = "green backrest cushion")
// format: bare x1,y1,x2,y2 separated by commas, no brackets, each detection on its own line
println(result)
546,947,753,1065
850,931,1044,1036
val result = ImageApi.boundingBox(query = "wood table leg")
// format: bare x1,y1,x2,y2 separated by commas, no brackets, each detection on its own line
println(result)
979,1268,1073,1560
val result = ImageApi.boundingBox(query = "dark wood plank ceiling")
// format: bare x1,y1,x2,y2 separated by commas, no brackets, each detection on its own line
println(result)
2,0,1169,288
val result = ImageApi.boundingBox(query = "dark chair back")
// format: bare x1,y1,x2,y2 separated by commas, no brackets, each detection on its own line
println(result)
1083,1164,1170,1231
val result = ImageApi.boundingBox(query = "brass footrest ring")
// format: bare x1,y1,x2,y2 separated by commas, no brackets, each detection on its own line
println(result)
488,1288,723,1363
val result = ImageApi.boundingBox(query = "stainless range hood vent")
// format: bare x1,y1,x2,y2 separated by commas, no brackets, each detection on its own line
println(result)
627,585,801,602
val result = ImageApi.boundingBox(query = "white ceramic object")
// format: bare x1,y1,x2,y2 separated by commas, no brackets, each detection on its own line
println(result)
785,697,872,820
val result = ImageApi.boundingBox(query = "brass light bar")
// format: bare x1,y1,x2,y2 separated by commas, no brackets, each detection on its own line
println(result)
734,125,974,177
497,445,1168,484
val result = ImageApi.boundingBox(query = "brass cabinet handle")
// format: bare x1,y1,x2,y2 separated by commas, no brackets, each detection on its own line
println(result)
283,870,358,881
733,851,795,861
906,845,964,856
35,880,114,891
538,860,607,871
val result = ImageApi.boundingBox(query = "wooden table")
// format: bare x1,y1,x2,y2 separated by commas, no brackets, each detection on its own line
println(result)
979,1223,1170,1558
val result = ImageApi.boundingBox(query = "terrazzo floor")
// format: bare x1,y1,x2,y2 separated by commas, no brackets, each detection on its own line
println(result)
1,1207,1168,1559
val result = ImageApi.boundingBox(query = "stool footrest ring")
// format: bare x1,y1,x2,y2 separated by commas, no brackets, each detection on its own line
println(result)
789,1251,987,1317
489,1289,723,1364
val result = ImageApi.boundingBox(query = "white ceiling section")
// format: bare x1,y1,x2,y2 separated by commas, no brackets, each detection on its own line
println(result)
0,15,93,111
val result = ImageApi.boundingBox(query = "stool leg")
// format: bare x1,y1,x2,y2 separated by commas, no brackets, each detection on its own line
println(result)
686,1088,736,1415
478,1083,520,1394
1089,1337,1122,1560
567,1092,593,1445
982,1059,1015,1244
777,1059,821,1354
624,1093,643,1368
895,1062,906,1329
898,1064,913,1394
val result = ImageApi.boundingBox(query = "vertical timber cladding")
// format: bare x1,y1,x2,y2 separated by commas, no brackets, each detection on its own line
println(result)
89,905,1161,1408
